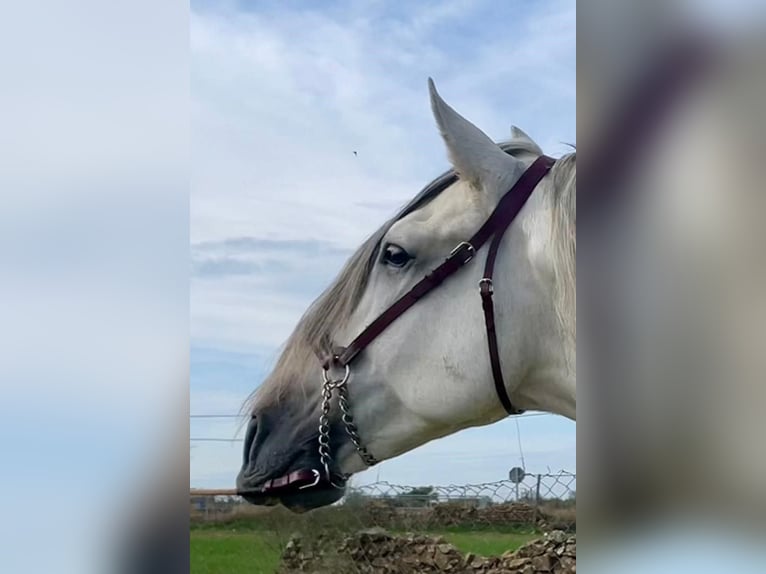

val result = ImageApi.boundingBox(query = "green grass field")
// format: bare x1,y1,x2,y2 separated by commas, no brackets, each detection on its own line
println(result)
190,525,539,574
191,530,282,574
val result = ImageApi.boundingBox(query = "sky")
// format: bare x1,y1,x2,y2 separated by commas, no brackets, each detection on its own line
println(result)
190,0,576,489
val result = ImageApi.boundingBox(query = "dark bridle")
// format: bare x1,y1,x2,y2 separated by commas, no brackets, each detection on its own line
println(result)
246,154,555,496
311,154,557,486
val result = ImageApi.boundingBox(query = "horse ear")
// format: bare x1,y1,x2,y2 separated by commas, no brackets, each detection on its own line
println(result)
510,125,543,154
428,78,522,192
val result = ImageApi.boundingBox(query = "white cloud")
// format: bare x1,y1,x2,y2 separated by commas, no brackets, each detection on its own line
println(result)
191,0,576,347
191,0,575,247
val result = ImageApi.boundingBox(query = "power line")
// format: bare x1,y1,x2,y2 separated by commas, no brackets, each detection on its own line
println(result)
190,412,560,442
190,412,555,420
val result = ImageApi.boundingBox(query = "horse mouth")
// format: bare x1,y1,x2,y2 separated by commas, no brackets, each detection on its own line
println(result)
238,468,347,512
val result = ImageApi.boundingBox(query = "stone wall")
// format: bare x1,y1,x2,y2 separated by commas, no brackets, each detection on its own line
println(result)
360,501,545,530
280,528,575,574
430,502,539,527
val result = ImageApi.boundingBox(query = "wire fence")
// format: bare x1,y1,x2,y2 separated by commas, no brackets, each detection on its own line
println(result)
351,472,575,507
190,471,576,525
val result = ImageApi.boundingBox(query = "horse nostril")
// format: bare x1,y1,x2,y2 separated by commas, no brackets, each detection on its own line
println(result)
243,415,258,463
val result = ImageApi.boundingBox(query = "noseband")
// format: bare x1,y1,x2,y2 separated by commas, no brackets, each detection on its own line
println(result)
310,154,556,484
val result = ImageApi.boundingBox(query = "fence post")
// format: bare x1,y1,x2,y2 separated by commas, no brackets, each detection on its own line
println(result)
535,474,542,507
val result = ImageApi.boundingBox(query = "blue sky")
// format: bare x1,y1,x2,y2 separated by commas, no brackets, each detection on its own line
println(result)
190,0,575,489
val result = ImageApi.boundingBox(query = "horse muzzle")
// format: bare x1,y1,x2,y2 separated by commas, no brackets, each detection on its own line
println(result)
237,468,347,511
237,411,347,511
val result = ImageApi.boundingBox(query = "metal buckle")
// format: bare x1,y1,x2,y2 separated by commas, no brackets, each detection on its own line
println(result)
479,278,494,294
449,241,475,263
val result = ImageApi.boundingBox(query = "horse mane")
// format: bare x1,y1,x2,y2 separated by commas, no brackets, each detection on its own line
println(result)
549,152,576,365
246,139,576,411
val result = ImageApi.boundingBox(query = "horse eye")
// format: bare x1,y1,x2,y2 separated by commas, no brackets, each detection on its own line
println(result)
382,244,413,268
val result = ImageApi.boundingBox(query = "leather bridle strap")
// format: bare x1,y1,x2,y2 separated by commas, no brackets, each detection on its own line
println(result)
325,154,555,414
480,211,524,414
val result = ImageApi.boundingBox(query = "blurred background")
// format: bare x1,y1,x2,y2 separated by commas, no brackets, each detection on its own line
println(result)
0,1,189,573
579,0,766,571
